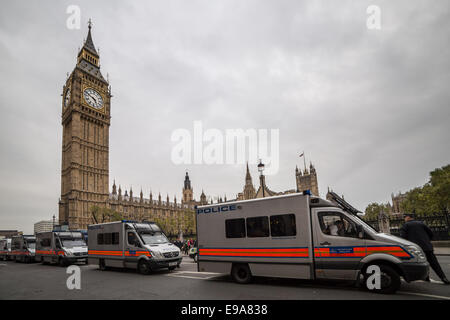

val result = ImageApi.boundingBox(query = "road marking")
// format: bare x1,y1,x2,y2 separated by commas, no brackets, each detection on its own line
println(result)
164,270,222,280
0,263,7,266
175,271,220,275
398,291,450,300
165,274,218,280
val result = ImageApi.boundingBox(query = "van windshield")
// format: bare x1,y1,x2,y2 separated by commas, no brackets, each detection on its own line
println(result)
139,232,169,245
60,238,86,248
26,241,36,249
353,215,378,233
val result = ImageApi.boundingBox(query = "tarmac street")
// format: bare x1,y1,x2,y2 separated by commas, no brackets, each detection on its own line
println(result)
0,255,449,300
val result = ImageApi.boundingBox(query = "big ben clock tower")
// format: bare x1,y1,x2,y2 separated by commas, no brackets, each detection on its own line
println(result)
59,21,111,230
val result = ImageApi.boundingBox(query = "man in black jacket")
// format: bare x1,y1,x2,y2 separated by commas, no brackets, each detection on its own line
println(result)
400,213,449,284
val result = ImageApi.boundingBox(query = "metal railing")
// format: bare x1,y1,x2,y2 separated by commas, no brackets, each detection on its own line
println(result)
364,212,450,241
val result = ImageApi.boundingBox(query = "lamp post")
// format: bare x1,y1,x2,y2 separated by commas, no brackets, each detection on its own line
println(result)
258,159,265,198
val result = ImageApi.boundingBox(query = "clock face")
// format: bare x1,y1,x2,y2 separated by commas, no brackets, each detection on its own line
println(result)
64,88,70,107
83,88,104,109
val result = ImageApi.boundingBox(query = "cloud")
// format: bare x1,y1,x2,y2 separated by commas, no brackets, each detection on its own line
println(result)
0,0,449,233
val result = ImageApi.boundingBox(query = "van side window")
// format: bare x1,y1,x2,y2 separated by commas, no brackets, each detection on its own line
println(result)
112,232,120,245
97,233,119,245
104,233,112,245
40,238,51,247
246,216,270,237
97,233,104,245
225,219,246,238
318,213,358,238
270,214,296,237
128,232,138,246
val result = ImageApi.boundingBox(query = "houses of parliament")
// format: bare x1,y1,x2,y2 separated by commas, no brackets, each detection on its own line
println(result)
58,24,320,233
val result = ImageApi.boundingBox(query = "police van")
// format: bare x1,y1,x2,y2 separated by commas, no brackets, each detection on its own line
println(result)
36,231,88,266
11,235,36,263
88,220,182,274
196,192,429,293
0,238,11,261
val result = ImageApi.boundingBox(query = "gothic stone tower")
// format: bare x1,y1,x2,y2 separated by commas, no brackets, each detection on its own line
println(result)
243,162,256,199
296,163,319,196
182,172,194,206
59,23,111,230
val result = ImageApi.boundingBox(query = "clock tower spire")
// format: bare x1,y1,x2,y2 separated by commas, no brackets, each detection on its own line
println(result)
59,22,111,230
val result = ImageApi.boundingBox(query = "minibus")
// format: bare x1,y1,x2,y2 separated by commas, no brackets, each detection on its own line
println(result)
88,220,182,274
196,192,429,293
11,235,36,263
36,231,88,266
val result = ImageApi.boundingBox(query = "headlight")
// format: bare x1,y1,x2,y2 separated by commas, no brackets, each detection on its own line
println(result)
406,245,426,262
151,251,163,259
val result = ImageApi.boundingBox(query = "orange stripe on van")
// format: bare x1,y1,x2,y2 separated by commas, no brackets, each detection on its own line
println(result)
199,248,309,258
314,246,412,259
88,250,151,257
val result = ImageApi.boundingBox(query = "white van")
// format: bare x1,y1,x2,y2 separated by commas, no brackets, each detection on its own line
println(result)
0,238,11,261
36,231,88,266
88,220,182,274
11,235,36,263
196,193,429,293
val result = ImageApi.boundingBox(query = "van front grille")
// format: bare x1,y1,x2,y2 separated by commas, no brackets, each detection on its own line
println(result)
163,251,179,258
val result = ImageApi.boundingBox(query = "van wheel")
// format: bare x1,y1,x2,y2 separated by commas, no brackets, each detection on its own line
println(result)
168,266,176,271
138,260,151,275
363,264,401,294
231,264,252,284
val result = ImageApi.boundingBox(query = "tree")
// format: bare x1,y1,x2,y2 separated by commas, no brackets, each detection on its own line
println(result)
364,202,391,220
400,164,450,215
91,205,122,224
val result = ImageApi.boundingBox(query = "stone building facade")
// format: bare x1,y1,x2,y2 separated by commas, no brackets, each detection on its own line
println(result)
58,25,203,233
237,162,319,200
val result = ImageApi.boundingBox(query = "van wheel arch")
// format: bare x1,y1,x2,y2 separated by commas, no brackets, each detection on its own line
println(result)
360,260,402,294
137,258,151,275
360,260,404,280
231,263,253,284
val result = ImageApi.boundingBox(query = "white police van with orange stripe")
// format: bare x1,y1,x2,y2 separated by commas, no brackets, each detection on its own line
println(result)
10,235,36,263
88,220,182,274
36,231,88,266
196,192,429,293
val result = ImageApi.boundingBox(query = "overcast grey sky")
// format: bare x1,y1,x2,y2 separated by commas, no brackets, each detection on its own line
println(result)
0,1,449,233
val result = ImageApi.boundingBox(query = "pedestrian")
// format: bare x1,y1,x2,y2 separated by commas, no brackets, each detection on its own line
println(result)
400,213,449,284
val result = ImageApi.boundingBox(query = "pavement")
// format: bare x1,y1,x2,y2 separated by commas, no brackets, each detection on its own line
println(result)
1,255,449,300
434,247,450,256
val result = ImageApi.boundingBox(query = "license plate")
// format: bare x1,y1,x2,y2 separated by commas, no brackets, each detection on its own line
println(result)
169,262,177,266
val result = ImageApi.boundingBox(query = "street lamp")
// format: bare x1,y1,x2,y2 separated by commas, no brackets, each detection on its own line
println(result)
258,159,265,197
257,159,265,175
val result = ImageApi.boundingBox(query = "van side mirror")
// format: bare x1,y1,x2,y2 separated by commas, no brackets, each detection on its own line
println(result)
134,241,141,248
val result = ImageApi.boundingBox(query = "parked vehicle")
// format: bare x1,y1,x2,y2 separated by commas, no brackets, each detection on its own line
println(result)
88,220,182,274
0,238,11,261
196,192,429,294
11,235,36,263
36,231,88,266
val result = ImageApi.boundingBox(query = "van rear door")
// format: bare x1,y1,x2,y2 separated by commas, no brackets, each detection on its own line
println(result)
311,209,366,280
